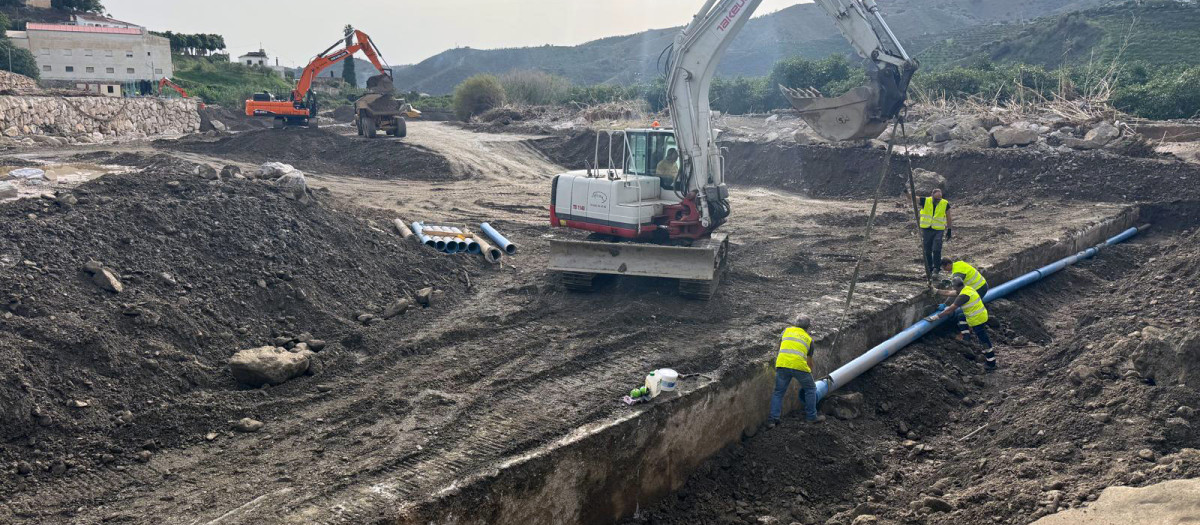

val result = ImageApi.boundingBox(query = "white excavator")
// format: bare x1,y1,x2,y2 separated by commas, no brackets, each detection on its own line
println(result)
548,0,918,299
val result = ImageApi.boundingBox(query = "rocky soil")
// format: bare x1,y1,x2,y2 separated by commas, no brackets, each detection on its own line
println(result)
161,127,457,181
626,215,1200,525
0,163,466,496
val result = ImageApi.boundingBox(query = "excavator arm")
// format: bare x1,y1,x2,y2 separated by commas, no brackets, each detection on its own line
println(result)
667,0,918,230
291,29,389,102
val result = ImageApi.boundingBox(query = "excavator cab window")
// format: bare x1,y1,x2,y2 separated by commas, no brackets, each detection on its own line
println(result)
625,130,678,189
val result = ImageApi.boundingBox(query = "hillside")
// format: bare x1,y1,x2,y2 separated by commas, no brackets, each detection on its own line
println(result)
391,0,1112,94
914,0,1200,68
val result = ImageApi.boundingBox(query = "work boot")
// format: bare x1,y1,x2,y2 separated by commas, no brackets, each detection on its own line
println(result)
766,419,780,430
807,415,827,424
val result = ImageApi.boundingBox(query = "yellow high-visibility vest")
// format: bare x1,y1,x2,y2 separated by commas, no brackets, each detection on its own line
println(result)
952,260,987,291
961,285,989,327
920,197,949,230
776,326,812,372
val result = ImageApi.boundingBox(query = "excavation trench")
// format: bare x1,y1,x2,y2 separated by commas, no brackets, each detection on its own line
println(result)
391,207,1144,524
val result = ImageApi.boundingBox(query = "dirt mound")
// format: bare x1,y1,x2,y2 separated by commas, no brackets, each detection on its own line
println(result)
198,104,269,132
628,225,1200,525
722,141,1200,204
328,104,356,123
0,169,465,492
160,128,458,181
527,130,626,171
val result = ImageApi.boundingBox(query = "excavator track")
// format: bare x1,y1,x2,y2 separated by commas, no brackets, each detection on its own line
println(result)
678,236,729,301
561,272,599,292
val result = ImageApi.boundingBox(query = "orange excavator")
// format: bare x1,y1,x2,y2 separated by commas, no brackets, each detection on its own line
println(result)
158,78,204,108
244,28,390,129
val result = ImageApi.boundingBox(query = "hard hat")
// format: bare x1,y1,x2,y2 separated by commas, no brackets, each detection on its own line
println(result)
651,120,660,128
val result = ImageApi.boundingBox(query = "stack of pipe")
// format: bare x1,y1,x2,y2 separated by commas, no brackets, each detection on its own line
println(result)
402,220,517,265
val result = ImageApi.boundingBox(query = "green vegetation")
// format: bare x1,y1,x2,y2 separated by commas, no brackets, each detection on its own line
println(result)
151,32,227,56
170,55,291,108
453,74,505,120
0,12,37,79
51,0,103,12
499,70,568,105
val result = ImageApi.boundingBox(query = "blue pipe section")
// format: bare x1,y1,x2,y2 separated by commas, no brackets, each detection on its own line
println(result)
814,225,1145,402
411,222,437,248
481,222,517,255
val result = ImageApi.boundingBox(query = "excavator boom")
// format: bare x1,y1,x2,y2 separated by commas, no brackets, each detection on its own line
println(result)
244,27,392,127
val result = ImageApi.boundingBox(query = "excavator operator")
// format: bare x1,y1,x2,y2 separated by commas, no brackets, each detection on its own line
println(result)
655,148,679,188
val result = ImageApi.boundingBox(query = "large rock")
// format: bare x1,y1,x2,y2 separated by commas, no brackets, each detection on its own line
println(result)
909,168,947,195
273,172,311,203
1085,122,1121,146
258,162,296,179
991,126,1039,148
229,346,311,386
1131,328,1200,388
823,391,866,420
1032,478,1200,525
0,180,16,199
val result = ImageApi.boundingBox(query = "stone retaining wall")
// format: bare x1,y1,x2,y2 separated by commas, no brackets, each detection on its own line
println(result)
0,95,200,143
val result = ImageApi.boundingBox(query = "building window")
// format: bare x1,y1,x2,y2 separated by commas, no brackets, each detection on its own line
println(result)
106,67,114,73
65,66,74,72
42,65,50,72
154,68,162,74
107,86,115,94
126,68,135,74
125,50,133,58
105,50,113,57
147,52,151,56
86,67,94,73
84,49,93,56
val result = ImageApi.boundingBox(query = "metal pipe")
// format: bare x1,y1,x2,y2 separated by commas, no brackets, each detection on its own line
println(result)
472,234,502,264
814,224,1148,401
481,222,517,255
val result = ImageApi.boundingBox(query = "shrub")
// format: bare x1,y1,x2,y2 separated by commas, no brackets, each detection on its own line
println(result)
453,74,505,121
500,70,569,105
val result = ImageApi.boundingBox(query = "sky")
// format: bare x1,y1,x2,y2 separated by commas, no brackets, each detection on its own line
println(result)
102,0,805,68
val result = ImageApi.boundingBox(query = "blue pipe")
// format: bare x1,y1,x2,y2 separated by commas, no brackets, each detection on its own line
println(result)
814,225,1146,401
481,222,517,255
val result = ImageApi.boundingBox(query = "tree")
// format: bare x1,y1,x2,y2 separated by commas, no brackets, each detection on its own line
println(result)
453,74,505,121
51,0,105,13
342,25,357,87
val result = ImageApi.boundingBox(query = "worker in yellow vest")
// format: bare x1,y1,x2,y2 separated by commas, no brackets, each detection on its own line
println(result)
940,257,988,299
910,188,953,278
925,276,996,371
768,315,826,427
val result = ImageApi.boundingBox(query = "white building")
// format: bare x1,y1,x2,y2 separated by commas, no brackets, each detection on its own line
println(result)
8,15,173,96
237,49,288,77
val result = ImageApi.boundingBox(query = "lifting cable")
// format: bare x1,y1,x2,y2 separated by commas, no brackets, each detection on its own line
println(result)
828,111,930,352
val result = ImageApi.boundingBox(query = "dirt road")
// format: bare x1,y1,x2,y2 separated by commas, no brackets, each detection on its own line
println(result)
0,122,1152,523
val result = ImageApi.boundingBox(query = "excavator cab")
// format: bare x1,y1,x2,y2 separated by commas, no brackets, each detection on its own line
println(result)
624,129,679,189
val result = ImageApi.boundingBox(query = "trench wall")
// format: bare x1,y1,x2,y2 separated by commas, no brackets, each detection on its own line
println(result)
392,206,1142,525
0,95,200,142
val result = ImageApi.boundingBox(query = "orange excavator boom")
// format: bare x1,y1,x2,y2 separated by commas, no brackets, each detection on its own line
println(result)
245,28,391,126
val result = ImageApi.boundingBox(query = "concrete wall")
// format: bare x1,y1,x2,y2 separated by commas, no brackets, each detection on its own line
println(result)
0,95,200,141
390,207,1142,525
11,30,172,83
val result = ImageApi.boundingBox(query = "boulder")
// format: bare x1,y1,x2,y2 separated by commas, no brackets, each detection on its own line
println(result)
210,120,227,132
991,127,1039,148
233,417,264,433
258,162,296,179
382,299,412,319
273,172,311,203
910,168,947,195
823,391,866,420
194,164,219,180
1085,122,1121,146
416,287,434,306
1032,478,1200,525
1062,137,1102,150
220,165,242,179
0,181,16,199
228,346,311,386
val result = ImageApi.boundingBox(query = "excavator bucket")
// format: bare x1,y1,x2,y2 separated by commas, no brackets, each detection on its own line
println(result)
782,84,889,142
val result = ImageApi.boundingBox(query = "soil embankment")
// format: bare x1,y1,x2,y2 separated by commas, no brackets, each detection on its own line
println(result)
162,127,458,181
